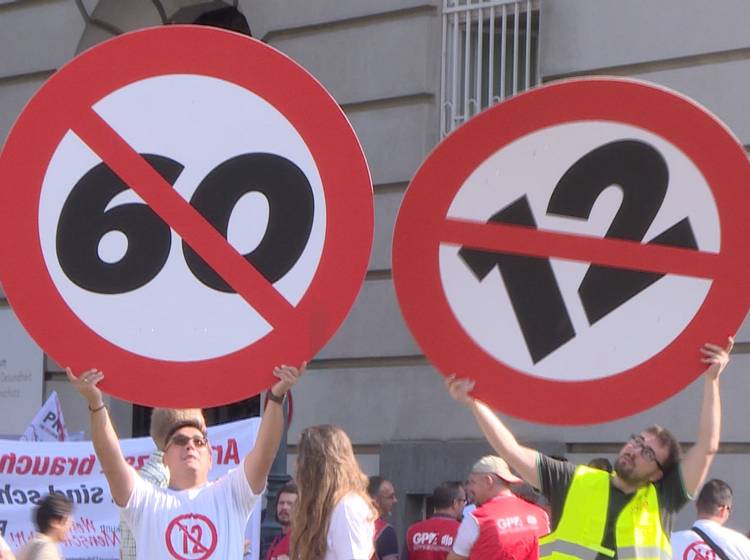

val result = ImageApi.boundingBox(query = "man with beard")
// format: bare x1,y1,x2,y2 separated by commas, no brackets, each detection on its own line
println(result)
265,482,298,560
446,339,733,560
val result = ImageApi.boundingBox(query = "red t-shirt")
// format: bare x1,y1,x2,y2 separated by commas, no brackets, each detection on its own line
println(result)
266,532,290,560
468,495,550,560
405,514,460,560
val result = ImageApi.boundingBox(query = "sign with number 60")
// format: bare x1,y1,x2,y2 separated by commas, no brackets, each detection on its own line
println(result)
0,26,373,407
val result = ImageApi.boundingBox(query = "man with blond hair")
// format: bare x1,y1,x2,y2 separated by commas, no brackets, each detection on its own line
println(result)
119,408,205,560
68,363,304,560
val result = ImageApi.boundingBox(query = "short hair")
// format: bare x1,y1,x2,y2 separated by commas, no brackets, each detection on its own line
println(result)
432,481,463,510
367,476,386,497
696,479,733,515
278,481,298,498
588,457,613,473
644,425,682,472
35,494,73,534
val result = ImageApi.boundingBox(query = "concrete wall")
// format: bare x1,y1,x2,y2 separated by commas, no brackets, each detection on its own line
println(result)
1,0,750,547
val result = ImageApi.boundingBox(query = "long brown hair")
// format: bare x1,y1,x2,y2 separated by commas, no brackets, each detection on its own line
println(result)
291,425,376,560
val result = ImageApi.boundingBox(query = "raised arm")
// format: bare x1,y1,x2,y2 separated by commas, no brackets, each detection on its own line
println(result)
66,368,135,506
244,363,305,494
681,338,733,496
446,375,540,488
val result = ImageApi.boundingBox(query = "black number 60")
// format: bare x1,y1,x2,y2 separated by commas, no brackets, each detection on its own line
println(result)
55,153,315,294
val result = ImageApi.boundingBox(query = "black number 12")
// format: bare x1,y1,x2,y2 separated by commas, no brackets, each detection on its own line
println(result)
459,140,698,363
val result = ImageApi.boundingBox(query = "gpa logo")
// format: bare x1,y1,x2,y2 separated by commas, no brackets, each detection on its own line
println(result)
496,516,523,530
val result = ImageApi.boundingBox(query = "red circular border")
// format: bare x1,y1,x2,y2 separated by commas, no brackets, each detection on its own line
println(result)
165,513,218,560
0,26,373,407
392,77,750,425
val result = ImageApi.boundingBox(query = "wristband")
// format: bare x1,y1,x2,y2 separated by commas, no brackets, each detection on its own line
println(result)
267,390,285,404
88,403,106,413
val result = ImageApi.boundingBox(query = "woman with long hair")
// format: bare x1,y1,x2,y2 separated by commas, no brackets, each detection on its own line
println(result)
291,424,377,560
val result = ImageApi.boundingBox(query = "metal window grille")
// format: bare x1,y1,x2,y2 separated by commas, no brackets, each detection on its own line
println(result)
441,0,541,137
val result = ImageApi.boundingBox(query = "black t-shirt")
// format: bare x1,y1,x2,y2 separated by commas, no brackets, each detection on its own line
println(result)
537,454,690,560
376,523,399,559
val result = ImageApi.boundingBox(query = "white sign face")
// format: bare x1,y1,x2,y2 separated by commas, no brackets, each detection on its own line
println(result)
37,75,326,362
0,308,44,435
440,121,719,381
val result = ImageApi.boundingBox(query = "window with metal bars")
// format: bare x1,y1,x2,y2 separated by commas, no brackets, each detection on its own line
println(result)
441,0,541,137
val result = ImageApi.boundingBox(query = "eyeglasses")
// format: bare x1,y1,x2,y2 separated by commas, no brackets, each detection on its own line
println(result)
167,434,208,450
628,434,664,471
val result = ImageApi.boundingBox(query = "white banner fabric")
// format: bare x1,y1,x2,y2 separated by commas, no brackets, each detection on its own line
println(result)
0,417,262,559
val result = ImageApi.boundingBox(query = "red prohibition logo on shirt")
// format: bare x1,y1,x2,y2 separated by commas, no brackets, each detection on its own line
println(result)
684,541,716,560
165,513,218,560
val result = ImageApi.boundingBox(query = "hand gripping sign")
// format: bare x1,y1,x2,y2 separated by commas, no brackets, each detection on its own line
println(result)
392,77,750,424
0,26,373,407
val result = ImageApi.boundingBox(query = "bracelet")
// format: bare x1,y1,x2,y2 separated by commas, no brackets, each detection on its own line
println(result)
88,403,106,413
267,390,286,404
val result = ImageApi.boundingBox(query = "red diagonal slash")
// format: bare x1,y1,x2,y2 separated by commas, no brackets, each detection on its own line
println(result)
72,107,297,327
175,520,208,554
441,217,721,280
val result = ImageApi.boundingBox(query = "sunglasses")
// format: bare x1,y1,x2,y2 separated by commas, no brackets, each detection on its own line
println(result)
628,434,664,471
167,434,208,450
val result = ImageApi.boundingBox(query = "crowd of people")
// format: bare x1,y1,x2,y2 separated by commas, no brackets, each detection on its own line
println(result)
1,338,749,559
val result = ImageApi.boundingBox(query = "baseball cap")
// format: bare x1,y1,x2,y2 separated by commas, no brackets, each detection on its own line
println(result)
471,455,522,484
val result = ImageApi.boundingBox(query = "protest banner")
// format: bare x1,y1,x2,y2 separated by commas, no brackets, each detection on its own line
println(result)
0,417,261,559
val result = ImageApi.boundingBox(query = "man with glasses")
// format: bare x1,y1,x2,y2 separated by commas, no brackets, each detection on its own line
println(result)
446,457,549,560
671,479,750,559
446,339,733,560
67,363,304,560
405,481,466,560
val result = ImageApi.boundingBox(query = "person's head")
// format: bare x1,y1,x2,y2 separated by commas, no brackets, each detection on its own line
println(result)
35,494,73,542
292,425,376,560
696,479,733,524
431,481,466,519
368,476,397,518
159,409,209,490
150,408,205,451
588,457,613,473
467,455,520,506
614,426,681,485
276,482,299,532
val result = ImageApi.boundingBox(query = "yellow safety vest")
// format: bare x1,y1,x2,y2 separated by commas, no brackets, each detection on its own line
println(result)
539,466,672,560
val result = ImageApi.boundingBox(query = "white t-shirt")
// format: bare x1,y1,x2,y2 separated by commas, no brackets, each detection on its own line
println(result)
324,493,374,560
122,467,261,560
671,519,750,560
452,513,480,556
0,535,9,552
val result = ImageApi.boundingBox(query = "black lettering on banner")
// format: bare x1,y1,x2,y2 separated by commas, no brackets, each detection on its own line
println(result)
184,153,314,292
546,140,697,324
459,140,697,363
56,153,314,294
459,196,575,364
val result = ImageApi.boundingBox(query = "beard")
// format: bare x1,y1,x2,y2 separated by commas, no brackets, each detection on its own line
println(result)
614,453,639,484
